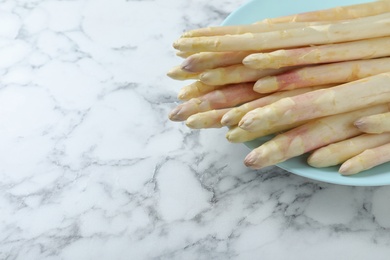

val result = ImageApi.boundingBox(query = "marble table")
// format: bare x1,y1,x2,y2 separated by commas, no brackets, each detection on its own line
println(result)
1,0,390,259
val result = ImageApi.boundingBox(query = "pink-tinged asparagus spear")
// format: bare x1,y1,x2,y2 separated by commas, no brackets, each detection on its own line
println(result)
253,57,390,93
169,82,265,121
239,72,390,133
354,111,390,134
226,120,306,143
186,108,231,129
177,81,224,101
173,13,390,52
221,85,327,126
266,1,390,23
339,142,390,175
181,51,254,73
243,36,390,70
167,65,199,80
199,64,291,86
244,104,390,169
308,133,390,168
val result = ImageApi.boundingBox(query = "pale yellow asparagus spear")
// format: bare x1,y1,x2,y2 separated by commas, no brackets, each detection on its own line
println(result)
181,51,254,72
354,111,390,133
226,120,306,143
339,142,390,175
176,51,197,58
167,65,199,80
178,81,224,101
173,13,390,52
199,64,291,86
244,104,390,169
169,82,265,121
253,57,390,93
243,36,390,70
181,21,331,37
265,0,390,23
186,108,231,129
239,72,390,133
308,133,390,168
221,85,327,126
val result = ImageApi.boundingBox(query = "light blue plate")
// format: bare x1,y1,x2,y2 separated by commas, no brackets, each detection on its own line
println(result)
221,0,390,186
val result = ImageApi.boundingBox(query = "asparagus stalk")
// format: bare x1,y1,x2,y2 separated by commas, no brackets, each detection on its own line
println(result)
173,13,390,52
221,86,326,126
167,65,199,80
307,133,390,167
186,108,231,129
243,36,390,70
169,82,264,121
181,51,254,72
354,111,390,133
239,72,390,133
244,104,390,169
199,64,290,86
253,57,390,93
177,81,224,101
226,120,306,143
339,142,390,175
181,21,331,38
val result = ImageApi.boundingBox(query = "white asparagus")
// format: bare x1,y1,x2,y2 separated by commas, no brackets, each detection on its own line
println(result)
339,142,390,175
173,13,390,52
221,86,327,126
177,81,224,101
244,104,390,169
308,133,390,167
199,64,291,86
253,57,390,93
167,65,199,80
243,36,390,70
226,120,306,143
354,111,390,133
239,72,390,133
186,108,231,129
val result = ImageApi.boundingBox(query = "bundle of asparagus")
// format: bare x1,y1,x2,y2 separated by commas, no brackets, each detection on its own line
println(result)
168,0,390,176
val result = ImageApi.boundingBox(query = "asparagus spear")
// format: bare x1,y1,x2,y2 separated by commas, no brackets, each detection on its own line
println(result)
253,57,390,93
226,120,306,143
244,104,390,169
239,72,390,133
181,51,254,72
243,36,390,70
308,133,390,167
186,108,231,129
177,81,224,101
354,111,390,133
181,21,330,38
339,142,390,175
169,82,264,121
173,13,390,52
221,86,326,126
199,64,290,86
167,65,199,80
176,51,196,58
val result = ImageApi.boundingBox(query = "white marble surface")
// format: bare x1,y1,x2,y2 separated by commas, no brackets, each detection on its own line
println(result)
2,0,390,259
